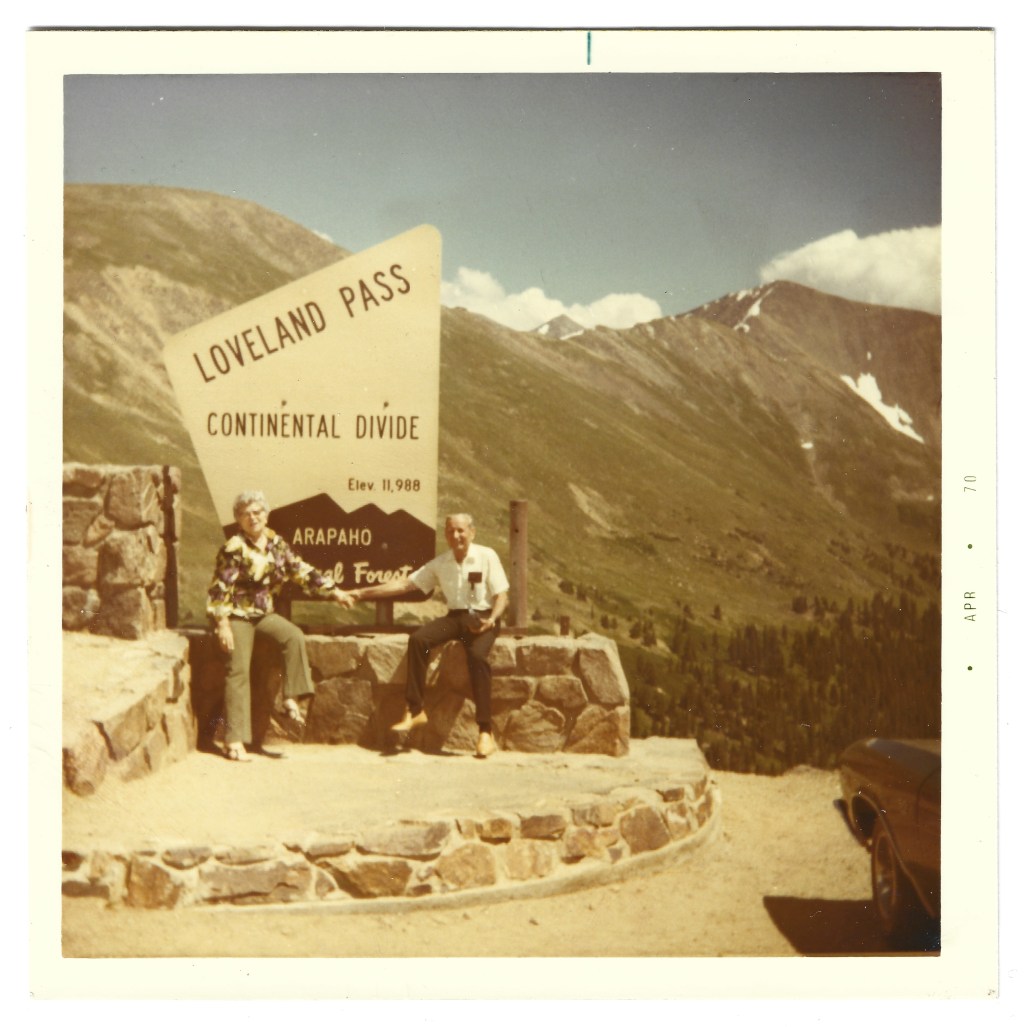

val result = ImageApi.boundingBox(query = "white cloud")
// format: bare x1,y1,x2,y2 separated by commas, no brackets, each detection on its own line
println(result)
758,226,940,314
441,266,662,331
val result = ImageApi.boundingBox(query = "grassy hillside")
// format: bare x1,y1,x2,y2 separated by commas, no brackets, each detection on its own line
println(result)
436,307,939,649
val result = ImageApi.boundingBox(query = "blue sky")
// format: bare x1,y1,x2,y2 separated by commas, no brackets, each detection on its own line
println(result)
64,72,941,328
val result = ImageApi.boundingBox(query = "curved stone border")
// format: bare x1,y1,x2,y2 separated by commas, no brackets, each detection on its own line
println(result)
62,773,720,910
224,789,723,917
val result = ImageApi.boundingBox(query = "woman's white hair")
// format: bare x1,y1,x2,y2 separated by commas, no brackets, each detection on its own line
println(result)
233,490,269,517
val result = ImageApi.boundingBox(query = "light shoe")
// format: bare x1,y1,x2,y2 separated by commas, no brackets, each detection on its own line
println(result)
282,698,306,727
475,732,497,758
224,742,253,762
390,709,428,733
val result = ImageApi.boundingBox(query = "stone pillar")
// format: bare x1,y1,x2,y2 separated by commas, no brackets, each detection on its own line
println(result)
63,463,181,639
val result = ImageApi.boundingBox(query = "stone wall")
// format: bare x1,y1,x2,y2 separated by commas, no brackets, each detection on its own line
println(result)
188,631,631,758
62,746,718,908
62,632,195,796
63,463,180,639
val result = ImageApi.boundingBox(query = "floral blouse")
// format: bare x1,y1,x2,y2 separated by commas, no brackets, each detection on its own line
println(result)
206,529,336,622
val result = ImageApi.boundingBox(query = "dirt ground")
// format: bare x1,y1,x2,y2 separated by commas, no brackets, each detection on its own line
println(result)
61,765,924,960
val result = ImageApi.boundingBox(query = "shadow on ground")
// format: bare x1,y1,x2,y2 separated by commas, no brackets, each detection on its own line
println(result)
763,896,941,956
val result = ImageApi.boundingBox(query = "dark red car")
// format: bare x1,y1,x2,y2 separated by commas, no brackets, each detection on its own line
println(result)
837,737,940,947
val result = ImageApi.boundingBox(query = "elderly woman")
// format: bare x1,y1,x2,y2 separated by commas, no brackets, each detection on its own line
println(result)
207,490,353,762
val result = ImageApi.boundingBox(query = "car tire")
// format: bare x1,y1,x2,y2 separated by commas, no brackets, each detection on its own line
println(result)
870,818,926,947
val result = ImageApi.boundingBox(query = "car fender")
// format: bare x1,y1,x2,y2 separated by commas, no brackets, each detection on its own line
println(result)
850,790,937,921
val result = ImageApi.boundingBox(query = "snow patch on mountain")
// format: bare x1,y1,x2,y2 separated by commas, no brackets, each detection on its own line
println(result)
840,372,925,443
734,287,773,333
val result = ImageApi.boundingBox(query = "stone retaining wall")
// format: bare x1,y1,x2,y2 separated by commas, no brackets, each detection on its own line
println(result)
62,632,196,796
188,631,631,758
62,756,718,909
63,463,181,638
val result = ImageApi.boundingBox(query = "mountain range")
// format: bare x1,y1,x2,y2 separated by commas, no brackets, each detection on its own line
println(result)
62,184,941,650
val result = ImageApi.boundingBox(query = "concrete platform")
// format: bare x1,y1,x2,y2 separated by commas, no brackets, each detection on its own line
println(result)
62,737,720,911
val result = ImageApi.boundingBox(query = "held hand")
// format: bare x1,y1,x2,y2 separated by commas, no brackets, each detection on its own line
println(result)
334,589,356,609
216,622,234,653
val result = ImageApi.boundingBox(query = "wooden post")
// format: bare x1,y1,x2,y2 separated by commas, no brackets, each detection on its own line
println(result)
509,499,528,630
376,599,395,629
161,466,179,629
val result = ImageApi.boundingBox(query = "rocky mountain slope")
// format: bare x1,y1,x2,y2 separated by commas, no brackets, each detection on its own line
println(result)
533,313,586,340
63,184,940,648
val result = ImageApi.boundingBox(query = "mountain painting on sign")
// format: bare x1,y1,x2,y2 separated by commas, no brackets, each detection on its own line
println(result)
63,183,940,775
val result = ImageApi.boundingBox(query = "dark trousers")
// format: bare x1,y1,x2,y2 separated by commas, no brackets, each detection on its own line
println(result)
406,611,498,730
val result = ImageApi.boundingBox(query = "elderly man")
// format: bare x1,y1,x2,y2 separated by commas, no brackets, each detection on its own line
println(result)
349,513,509,758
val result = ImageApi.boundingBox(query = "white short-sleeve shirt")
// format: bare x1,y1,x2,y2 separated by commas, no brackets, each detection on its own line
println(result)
408,543,510,612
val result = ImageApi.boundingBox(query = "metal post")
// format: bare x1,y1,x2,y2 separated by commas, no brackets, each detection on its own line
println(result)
509,499,528,630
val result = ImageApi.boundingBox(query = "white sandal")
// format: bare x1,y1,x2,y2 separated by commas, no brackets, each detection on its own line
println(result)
282,698,306,727
225,742,252,762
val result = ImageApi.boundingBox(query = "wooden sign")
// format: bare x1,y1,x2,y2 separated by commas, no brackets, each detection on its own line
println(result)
163,224,441,592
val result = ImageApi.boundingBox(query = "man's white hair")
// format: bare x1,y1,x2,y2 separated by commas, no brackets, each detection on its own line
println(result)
445,512,474,528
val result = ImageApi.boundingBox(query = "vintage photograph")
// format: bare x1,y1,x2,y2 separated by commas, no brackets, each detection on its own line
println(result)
30,28,997,999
